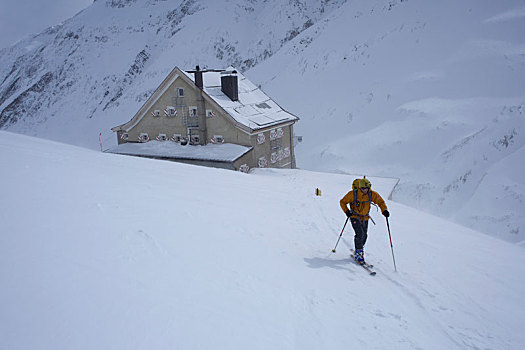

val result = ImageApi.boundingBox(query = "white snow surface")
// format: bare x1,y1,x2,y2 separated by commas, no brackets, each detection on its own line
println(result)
1,0,524,243
107,140,252,162
1,130,525,349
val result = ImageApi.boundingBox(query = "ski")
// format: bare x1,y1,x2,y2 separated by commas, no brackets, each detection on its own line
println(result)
349,249,374,268
350,250,376,276
354,260,376,275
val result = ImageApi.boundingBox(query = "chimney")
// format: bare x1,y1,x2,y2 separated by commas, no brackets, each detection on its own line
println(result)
194,65,203,89
221,70,238,101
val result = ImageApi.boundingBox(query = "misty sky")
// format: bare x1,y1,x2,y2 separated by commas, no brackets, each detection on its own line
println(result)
0,0,93,49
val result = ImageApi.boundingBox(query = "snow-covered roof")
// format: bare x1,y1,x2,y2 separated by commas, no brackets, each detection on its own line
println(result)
106,141,252,163
181,68,299,131
112,66,299,134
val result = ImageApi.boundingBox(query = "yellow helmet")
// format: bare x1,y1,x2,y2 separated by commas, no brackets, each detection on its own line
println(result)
358,178,371,189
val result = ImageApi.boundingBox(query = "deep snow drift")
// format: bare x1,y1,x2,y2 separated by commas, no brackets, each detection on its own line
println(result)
1,131,524,349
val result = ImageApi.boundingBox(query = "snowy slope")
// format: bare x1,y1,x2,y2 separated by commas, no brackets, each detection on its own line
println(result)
246,0,525,243
1,130,524,349
0,0,524,242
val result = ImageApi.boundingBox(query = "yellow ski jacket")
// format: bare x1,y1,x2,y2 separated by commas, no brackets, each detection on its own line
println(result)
340,189,387,221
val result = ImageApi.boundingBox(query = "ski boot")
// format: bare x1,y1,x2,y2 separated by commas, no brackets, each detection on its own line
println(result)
354,248,365,264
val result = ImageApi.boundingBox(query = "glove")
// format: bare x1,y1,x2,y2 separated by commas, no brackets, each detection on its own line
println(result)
345,210,353,217
382,210,390,218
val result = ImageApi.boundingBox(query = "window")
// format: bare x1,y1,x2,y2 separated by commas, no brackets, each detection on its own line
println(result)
258,156,268,168
156,133,167,141
120,132,129,141
139,133,149,142
190,134,200,145
151,109,161,117
257,133,265,144
211,135,224,144
239,164,250,173
269,128,284,141
206,109,216,118
171,134,182,142
283,147,290,158
270,129,277,141
189,106,198,117
271,152,278,164
165,106,177,117
177,88,184,97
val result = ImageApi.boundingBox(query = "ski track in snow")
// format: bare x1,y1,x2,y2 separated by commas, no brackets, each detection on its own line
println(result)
2,132,525,347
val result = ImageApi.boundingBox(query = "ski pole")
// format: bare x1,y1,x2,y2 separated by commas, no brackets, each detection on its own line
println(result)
386,217,397,271
332,217,349,253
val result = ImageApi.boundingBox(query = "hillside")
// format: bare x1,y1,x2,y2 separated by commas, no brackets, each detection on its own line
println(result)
1,130,525,349
246,0,525,243
0,0,524,243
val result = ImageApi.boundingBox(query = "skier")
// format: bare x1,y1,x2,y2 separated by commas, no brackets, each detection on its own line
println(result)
340,177,389,264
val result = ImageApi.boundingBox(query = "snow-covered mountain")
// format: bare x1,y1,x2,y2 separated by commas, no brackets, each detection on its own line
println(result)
0,0,524,243
2,130,525,349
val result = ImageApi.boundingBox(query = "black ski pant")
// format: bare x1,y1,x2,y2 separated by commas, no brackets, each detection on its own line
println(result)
351,218,369,251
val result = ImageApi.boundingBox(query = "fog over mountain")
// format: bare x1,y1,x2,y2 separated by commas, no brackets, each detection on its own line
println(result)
0,0,93,49
1,0,524,244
